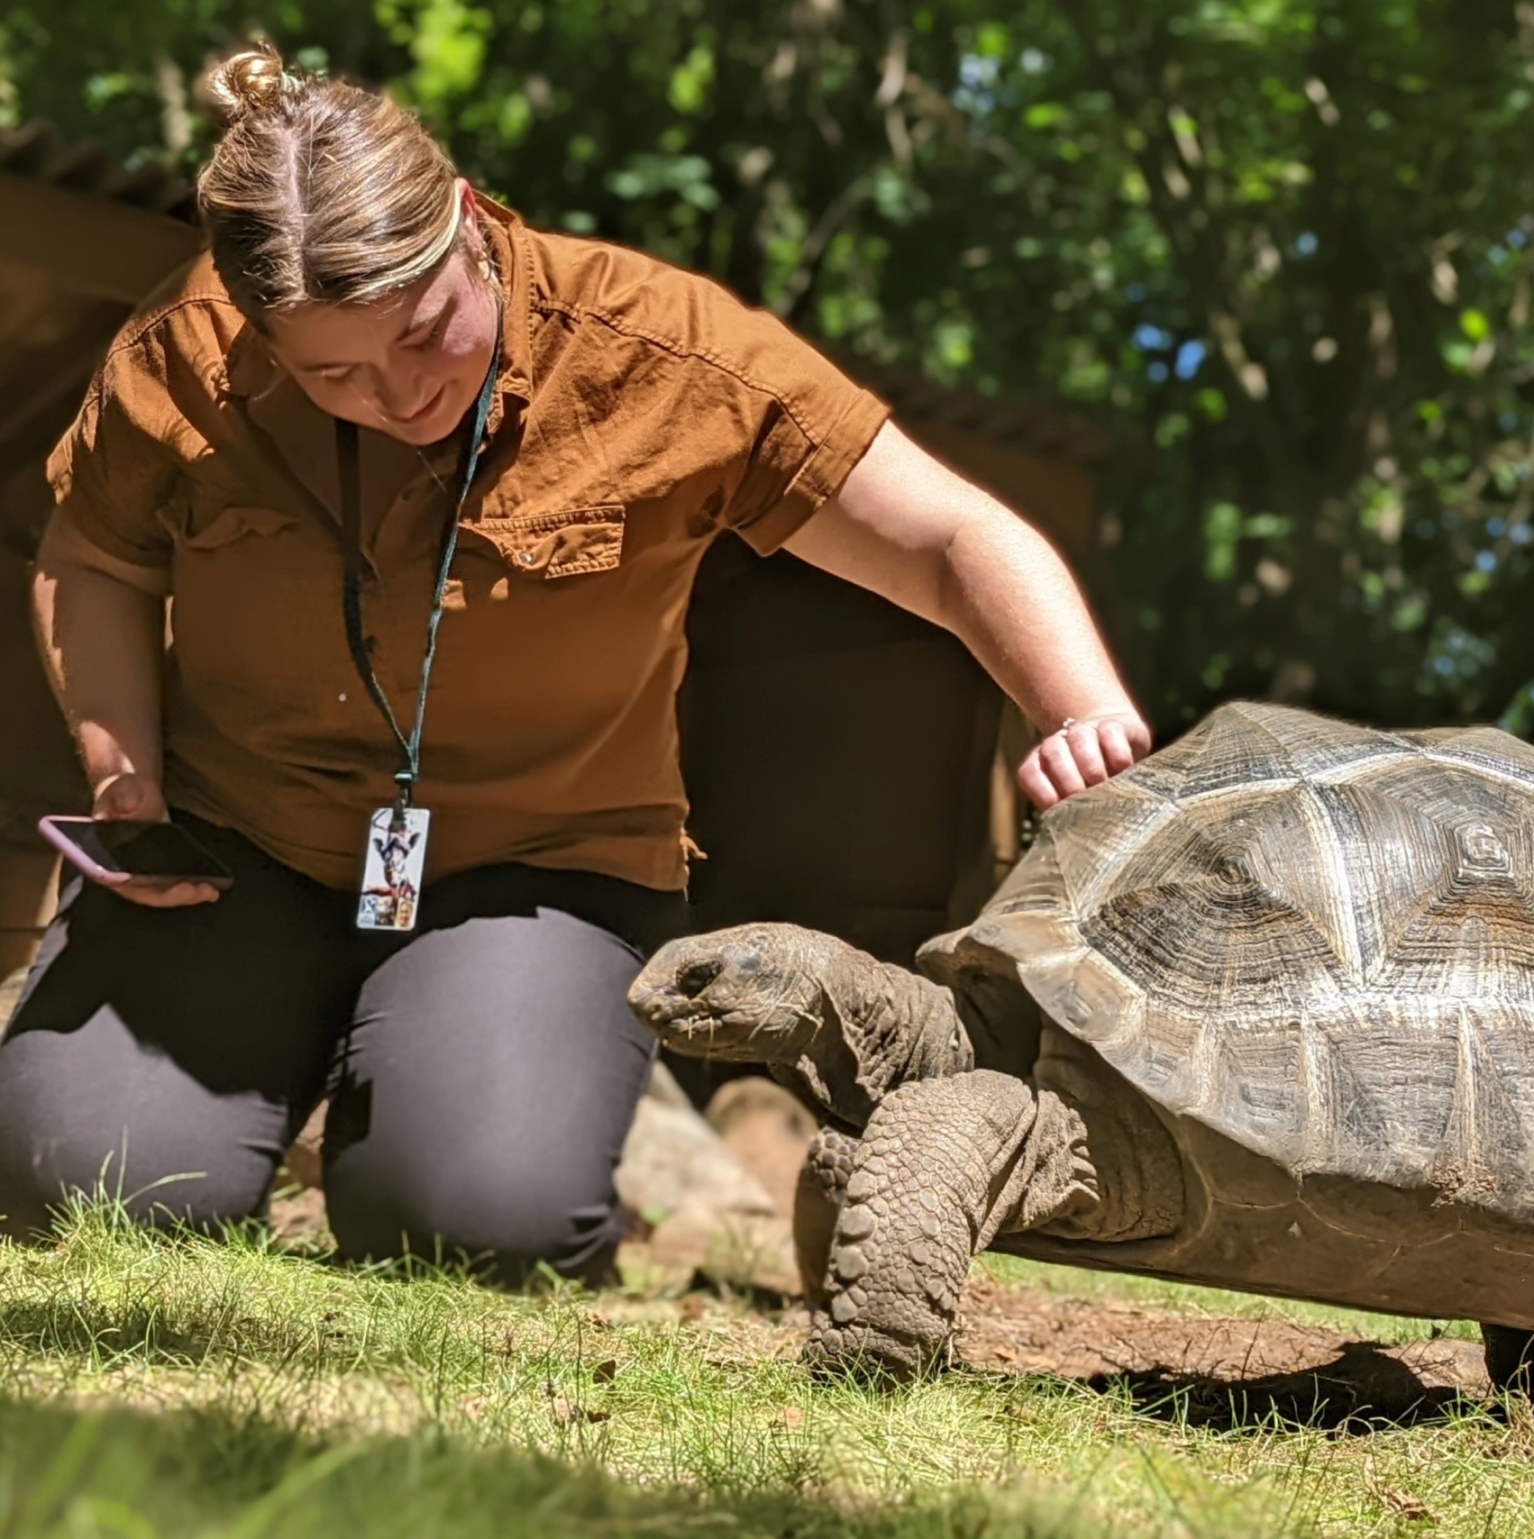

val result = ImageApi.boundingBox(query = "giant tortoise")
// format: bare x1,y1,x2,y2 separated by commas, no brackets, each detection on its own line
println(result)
630,703,1534,1385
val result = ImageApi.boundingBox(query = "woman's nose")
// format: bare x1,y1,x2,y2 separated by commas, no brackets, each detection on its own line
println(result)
375,371,433,424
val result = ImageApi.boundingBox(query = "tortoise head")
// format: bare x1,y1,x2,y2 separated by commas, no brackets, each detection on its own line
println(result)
631,922,976,1128
628,923,832,1062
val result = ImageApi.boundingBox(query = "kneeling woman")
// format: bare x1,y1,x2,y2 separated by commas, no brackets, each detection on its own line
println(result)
0,45,1148,1283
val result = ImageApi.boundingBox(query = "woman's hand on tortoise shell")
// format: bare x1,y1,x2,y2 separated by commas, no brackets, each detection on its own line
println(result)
1019,711,1151,810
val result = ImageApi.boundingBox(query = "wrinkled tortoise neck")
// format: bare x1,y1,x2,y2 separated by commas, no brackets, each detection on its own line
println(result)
797,952,977,1130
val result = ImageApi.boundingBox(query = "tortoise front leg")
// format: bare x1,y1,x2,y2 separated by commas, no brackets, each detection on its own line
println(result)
1482,1323,1534,1396
802,1068,1103,1379
793,1125,859,1311
802,1070,1041,1379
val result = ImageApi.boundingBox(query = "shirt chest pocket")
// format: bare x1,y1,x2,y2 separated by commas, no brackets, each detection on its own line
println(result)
473,505,626,579
177,504,302,551
168,503,317,683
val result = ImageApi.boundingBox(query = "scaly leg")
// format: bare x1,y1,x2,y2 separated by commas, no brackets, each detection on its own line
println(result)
803,1069,1097,1380
1483,1323,1534,1396
793,1125,859,1311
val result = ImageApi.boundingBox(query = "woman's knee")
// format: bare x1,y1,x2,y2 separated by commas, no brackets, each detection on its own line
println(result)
0,1014,284,1241
326,907,659,1285
0,1134,276,1242
326,1161,627,1286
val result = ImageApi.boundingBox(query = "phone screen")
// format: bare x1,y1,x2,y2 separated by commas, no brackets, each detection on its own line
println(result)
49,820,232,881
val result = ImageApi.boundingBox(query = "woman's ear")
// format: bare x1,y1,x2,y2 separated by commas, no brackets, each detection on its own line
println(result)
456,177,483,254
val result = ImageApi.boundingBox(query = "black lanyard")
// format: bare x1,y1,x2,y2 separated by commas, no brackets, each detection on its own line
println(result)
335,342,501,824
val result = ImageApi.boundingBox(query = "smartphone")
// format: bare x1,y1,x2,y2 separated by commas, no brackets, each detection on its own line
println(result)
38,816,235,891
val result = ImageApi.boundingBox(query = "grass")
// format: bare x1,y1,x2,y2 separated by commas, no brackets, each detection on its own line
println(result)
0,1201,1531,1537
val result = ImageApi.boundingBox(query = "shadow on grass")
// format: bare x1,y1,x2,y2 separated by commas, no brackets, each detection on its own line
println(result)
1093,1340,1493,1433
0,1398,1075,1539
0,1298,281,1370
0,1201,575,1373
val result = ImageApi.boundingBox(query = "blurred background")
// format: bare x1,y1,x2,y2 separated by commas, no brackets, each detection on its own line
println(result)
3,0,1534,973
11,0,1534,728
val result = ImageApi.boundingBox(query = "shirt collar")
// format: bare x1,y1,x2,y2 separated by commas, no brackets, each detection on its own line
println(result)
222,320,277,402
476,193,534,422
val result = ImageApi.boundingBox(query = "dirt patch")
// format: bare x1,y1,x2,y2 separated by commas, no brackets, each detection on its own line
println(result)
264,1189,1495,1429
705,1078,818,1217
957,1278,1491,1427
264,1079,1495,1433
270,1187,331,1246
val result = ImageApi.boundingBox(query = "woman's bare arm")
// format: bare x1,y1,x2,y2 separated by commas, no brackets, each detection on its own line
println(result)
32,509,217,905
784,421,1150,807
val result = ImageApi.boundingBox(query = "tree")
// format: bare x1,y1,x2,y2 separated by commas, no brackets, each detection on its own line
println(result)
8,0,1534,730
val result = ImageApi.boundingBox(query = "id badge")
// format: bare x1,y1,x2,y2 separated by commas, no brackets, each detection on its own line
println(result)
356,807,430,932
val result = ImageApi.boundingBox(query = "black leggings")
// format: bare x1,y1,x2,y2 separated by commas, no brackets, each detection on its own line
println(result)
0,814,686,1285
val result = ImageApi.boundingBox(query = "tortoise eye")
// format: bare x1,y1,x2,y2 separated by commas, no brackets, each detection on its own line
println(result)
676,958,724,997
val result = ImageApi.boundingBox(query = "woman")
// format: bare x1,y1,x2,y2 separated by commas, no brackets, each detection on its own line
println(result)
0,45,1149,1283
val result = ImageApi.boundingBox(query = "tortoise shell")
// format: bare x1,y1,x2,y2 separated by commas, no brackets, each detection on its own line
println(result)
922,702,1534,1222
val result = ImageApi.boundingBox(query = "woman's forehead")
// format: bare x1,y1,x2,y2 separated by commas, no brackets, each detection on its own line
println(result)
266,254,466,369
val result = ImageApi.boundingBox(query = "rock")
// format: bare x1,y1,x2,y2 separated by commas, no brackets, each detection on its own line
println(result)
646,1207,801,1297
704,1076,817,1216
617,1063,809,1295
639,1059,695,1112
284,1101,328,1191
615,1062,776,1222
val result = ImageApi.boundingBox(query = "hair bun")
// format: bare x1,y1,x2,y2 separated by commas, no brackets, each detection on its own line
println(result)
204,43,289,124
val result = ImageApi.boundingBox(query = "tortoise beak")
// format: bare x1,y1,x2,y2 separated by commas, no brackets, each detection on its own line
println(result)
627,934,781,1058
627,943,724,1037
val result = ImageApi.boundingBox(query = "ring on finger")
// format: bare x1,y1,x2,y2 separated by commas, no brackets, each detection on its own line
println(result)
1057,716,1077,736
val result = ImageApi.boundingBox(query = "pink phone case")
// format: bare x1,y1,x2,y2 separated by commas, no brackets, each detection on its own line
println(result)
38,816,134,885
36,816,232,890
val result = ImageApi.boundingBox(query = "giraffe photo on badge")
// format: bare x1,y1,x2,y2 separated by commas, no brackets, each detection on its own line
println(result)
357,806,432,932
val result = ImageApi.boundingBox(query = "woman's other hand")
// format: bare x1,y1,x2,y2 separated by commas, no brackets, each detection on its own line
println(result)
1018,710,1152,811
91,774,221,908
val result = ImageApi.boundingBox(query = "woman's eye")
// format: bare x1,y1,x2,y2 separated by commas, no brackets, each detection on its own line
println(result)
409,319,446,351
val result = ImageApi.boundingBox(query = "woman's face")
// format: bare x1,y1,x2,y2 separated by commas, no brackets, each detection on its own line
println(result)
266,181,500,448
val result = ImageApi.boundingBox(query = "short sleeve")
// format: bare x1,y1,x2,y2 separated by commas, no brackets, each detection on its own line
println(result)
46,344,183,570
706,310,890,556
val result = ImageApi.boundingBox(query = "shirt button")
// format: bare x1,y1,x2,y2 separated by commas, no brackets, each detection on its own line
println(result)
518,551,535,566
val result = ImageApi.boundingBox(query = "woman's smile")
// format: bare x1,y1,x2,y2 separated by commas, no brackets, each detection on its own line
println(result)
386,380,448,432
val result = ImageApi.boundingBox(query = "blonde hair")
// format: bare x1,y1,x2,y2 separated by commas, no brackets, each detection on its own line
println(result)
197,43,465,323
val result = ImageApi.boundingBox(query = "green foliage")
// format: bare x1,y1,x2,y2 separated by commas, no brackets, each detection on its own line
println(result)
8,0,1534,728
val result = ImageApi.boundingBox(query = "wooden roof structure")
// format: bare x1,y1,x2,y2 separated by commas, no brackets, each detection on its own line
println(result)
0,126,202,969
0,122,1135,562
0,123,200,557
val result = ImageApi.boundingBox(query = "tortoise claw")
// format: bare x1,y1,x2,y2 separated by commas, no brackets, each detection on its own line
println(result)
800,1312,951,1385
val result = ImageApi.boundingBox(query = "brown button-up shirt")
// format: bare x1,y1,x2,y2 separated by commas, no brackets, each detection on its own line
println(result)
48,196,889,892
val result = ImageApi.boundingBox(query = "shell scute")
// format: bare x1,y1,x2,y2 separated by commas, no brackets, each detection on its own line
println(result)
1119,699,1393,805
967,702,1534,1222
